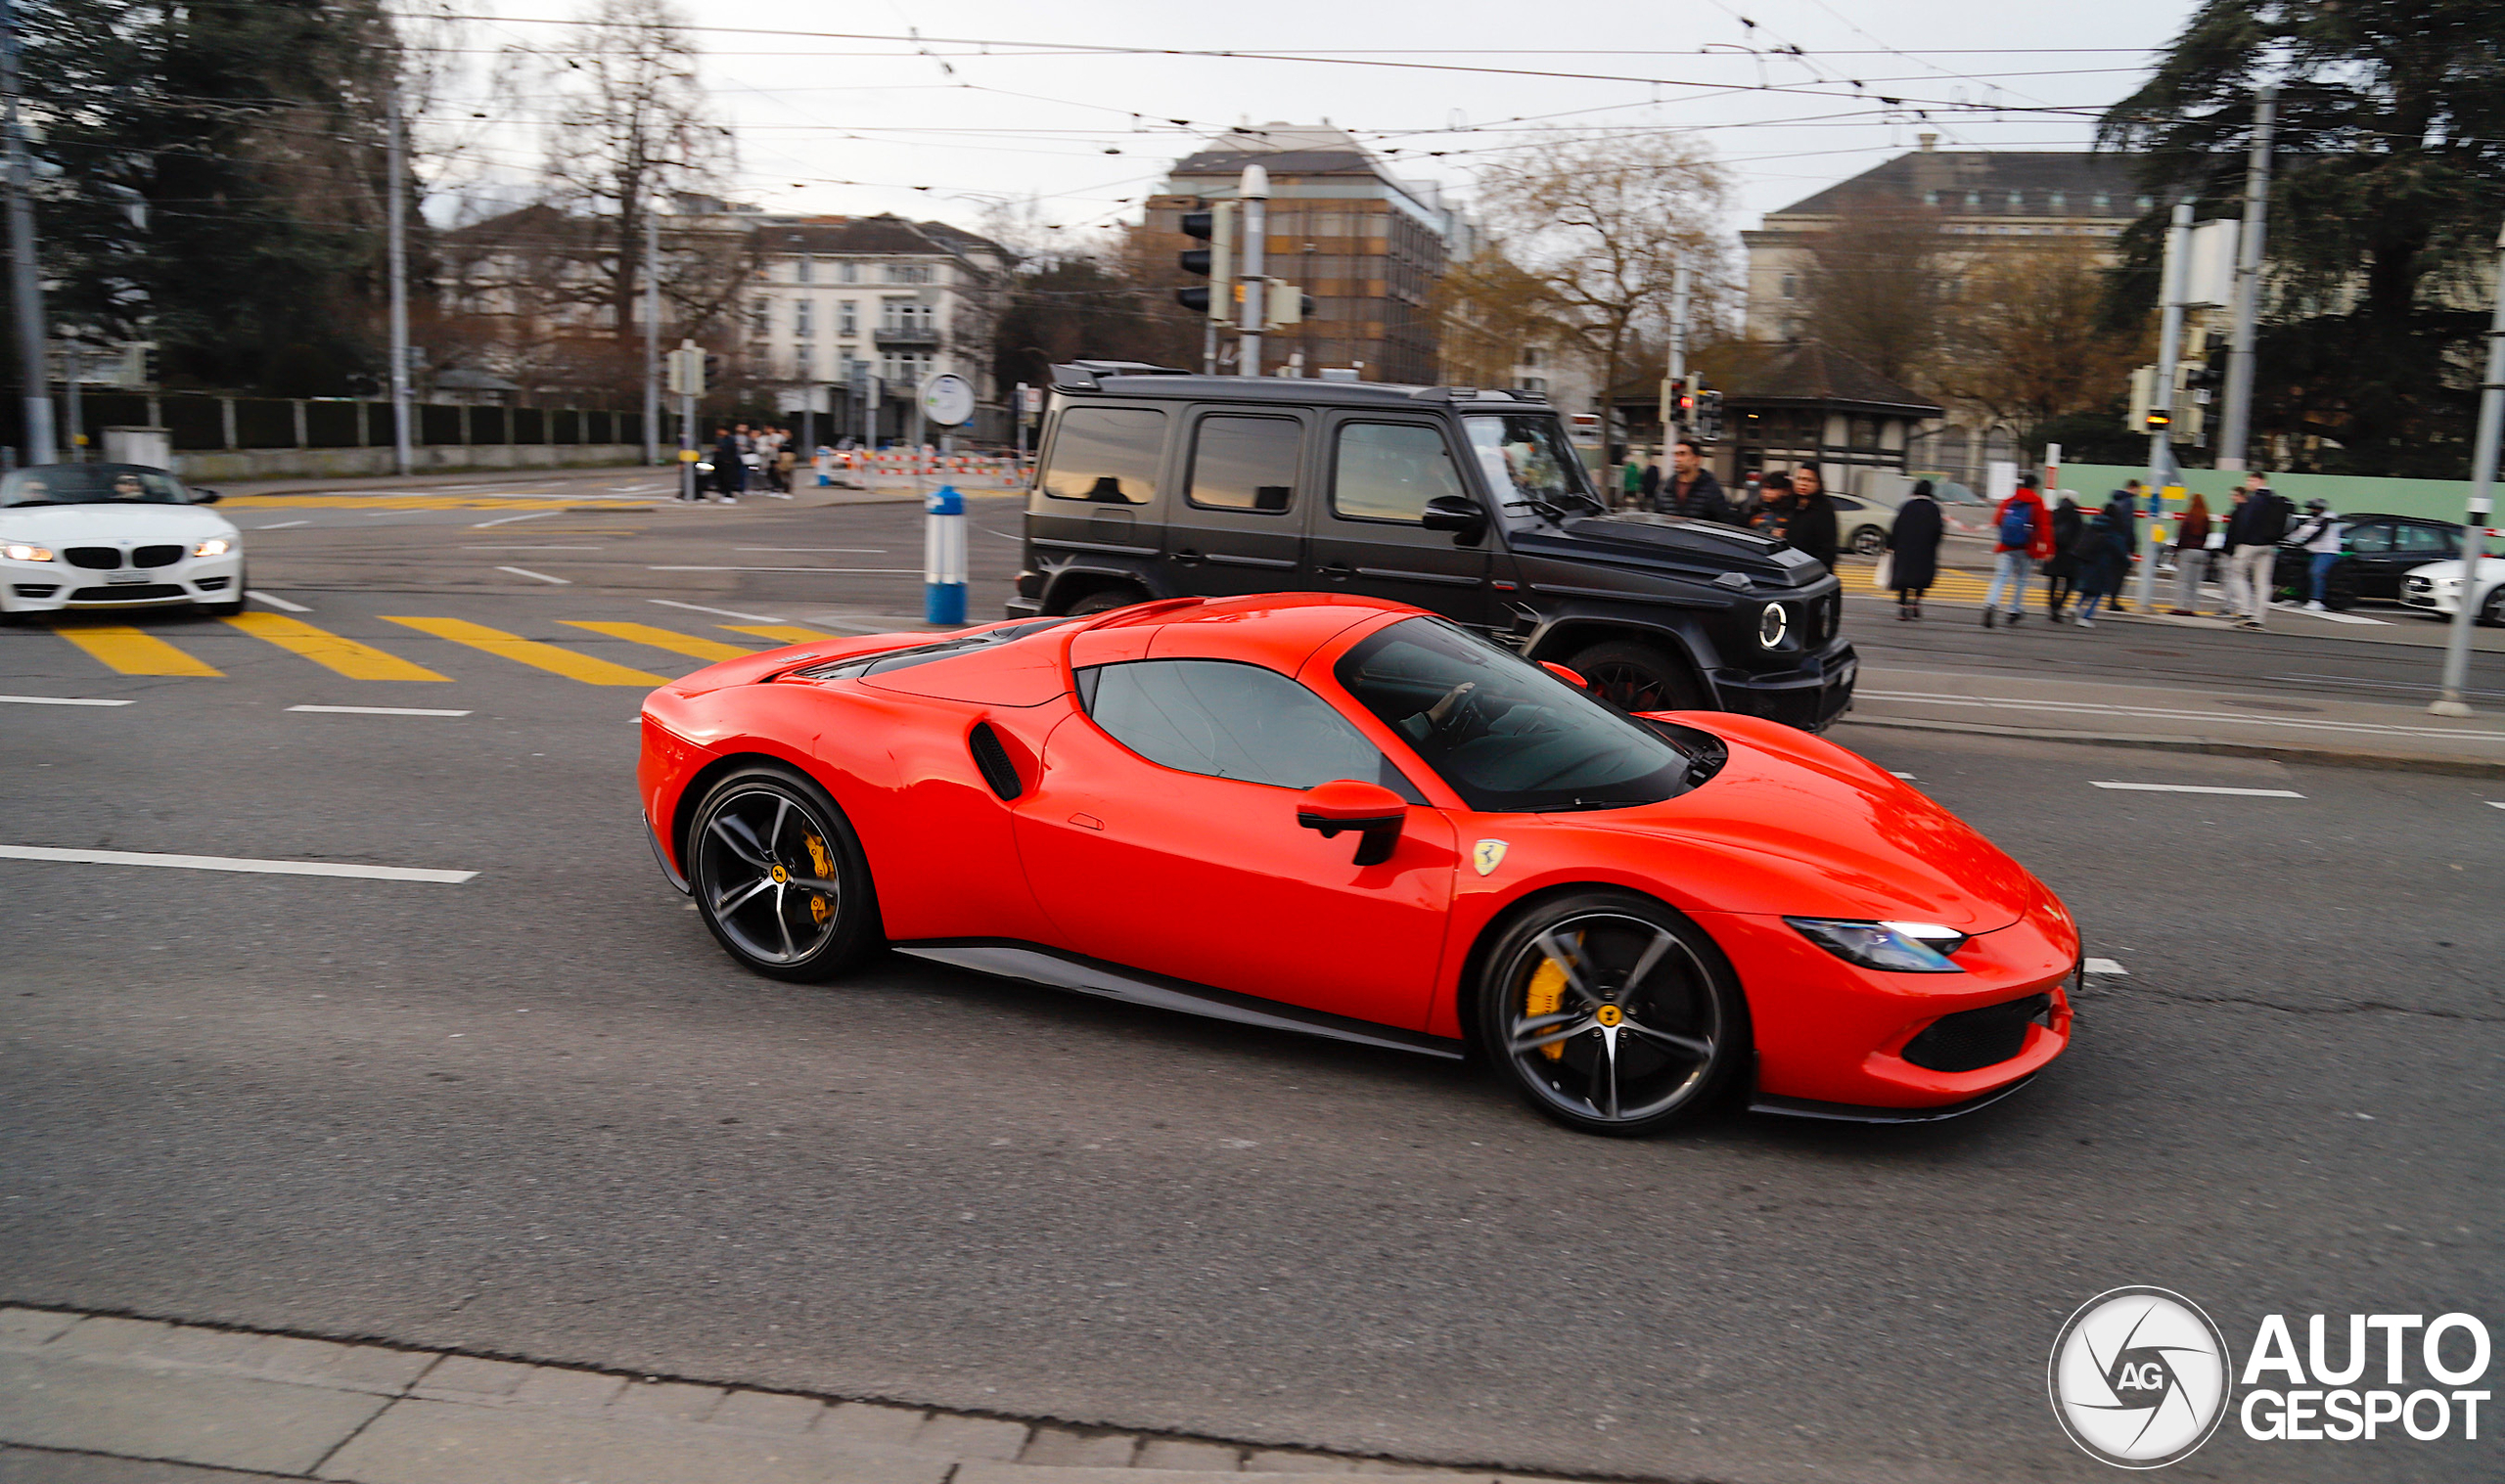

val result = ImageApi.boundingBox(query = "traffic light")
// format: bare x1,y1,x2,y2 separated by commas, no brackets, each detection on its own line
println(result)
2126,365,2158,433
1264,281,1314,330
2144,405,2172,433
1660,376,1687,430
1696,390,1723,442
664,342,706,396
1175,202,1237,320
704,352,724,391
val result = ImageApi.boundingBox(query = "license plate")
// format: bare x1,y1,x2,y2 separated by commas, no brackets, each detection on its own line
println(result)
105,570,149,585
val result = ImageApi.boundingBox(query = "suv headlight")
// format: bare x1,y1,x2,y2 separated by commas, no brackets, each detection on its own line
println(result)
1757,602,1790,649
2,542,55,562
1787,918,1969,972
193,536,236,558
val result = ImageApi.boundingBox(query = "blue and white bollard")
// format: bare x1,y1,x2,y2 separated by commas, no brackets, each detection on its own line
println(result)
924,483,967,625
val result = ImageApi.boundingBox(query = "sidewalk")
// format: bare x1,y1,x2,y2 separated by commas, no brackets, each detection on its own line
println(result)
1840,662,2505,775
0,1308,1599,1484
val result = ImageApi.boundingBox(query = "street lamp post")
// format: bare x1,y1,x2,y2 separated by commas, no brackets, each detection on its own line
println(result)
2429,220,2505,718
1238,165,1267,377
1,0,56,466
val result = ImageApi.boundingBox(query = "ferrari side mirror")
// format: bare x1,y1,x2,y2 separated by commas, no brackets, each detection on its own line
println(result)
1419,494,1485,544
1540,661,1589,690
1295,779,1408,867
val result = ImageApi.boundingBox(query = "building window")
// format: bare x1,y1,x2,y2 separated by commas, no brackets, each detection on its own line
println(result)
881,301,935,334
2136,195,2154,210
2094,193,2112,212
839,261,858,284
749,298,769,337
1965,191,1981,209
1521,376,1547,396
795,344,814,379
2007,192,2025,212
838,301,857,337
880,350,933,384
794,299,813,337
1780,274,1798,300
1923,189,1938,206
884,263,932,284
1521,346,1541,369
796,258,813,285
2048,191,2067,212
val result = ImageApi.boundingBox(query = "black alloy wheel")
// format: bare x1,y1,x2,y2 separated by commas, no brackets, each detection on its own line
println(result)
1064,587,1145,616
1567,639,1708,714
688,765,881,982
1850,524,1887,556
1474,891,1749,1136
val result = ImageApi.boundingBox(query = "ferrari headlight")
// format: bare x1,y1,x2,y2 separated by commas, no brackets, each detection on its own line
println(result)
1,542,55,562
1786,917,1969,973
1757,602,1789,648
193,536,236,558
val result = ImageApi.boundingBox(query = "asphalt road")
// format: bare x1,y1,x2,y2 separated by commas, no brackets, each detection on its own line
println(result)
3,472,2499,1484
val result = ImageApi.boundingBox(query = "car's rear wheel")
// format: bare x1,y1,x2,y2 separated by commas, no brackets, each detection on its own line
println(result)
1064,586,1145,616
1567,638,1707,713
1850,524,1886,556
688,764,881,982
2482,586,2505,628
1473,891,1749,1137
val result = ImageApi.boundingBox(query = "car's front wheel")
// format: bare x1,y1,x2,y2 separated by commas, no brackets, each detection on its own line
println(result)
1064,586,1146,616
1567,639,1706,713
687,764,881,982
2482,586,2505,628
1850,524,1886,556
1473,891,1749,1137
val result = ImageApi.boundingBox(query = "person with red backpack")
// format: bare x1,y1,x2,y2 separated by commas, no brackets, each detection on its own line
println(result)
1983,473,2056,627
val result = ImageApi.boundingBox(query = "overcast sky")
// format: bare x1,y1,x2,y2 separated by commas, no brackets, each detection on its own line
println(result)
433,0,2203,238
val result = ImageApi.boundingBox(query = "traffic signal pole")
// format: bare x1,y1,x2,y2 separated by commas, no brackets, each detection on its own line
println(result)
1238,165,1267,378
0,0,55,467
2429,220,2505,718
2139,201,2193,612
385,90,413,477
2215,84,2278,473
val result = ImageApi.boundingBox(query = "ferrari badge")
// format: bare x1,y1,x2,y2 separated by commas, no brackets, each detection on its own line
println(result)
1472,839,1509,877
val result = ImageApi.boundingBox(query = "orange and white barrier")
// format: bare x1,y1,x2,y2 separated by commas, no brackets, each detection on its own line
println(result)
822,447,1029,488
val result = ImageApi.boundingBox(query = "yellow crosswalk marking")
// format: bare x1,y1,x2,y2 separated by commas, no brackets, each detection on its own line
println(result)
380,616,666,686
724,625,835,646
49,623,221,677
558,620,755,662
220,611,450,682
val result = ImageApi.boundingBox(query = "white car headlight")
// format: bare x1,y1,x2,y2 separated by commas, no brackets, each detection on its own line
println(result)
3,542,55,562
193,536,236,558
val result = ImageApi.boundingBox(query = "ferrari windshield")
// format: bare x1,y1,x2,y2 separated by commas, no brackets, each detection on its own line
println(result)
2,465,190,507
1335,617,1700,812
1463,413,1603,517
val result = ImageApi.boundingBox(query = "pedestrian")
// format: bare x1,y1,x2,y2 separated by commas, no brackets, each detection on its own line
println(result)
1982,473,2054,627
2168,492,2213,614
1657,438,1730,521
1785,466,1841,571
2221,471,2290,629
2288,497,2344,611
2043,493,2085,623
772,427,799,493
1750,469,1792,536
708,424,741,502
692,427,730,503
2070,488,2139,628
1619,455,1643,509
2105,479,2146,612
1886,477,1943,619
1638,449,1662,508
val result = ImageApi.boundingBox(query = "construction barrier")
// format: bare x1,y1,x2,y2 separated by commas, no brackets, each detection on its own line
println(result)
815,447,1029,488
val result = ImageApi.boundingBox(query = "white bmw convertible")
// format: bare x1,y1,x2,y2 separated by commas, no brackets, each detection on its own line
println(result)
0,463,245,619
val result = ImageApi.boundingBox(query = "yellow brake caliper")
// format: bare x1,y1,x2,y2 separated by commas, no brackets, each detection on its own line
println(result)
1526,957,1569,1059
802,833,833,924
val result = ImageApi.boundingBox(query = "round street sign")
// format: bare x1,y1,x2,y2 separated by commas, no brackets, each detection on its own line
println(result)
920,373,976,427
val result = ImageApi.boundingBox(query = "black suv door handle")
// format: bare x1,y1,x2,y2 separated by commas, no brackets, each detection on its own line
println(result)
1174,548,1204,565
1318,562,1354,580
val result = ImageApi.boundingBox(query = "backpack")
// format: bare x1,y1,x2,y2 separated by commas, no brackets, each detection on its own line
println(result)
1998,500,2037,548
2254,493,2292,545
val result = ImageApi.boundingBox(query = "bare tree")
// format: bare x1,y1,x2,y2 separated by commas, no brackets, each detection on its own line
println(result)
1936,237,2145,432
1792,203,1953,385
1433,246,1557,386
1472,133,1730,437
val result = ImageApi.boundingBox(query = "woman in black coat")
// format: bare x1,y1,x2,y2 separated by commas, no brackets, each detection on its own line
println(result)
2042,496,2085,622
2070,491,2139,628
1885,478,1944,619
1785,468,1841,571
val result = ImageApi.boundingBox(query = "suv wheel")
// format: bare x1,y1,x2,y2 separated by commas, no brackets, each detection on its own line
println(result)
1568,639,1707,713
1064,587,1146,616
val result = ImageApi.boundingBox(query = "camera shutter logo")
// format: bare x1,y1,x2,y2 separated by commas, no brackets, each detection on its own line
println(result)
2049,1287,2231,1468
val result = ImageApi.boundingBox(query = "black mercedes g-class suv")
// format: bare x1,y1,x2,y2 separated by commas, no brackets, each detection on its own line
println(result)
1005,361,1855,730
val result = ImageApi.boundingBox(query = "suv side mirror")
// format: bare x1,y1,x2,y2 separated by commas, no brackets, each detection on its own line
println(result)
1420,494,1484,543
1295,779,1408,867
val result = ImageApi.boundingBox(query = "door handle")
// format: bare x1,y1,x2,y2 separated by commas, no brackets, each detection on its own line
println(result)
1173,549,1204,565
1318,562,1354,580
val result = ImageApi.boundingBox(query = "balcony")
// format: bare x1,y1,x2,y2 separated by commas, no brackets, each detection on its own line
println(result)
874,325,938,349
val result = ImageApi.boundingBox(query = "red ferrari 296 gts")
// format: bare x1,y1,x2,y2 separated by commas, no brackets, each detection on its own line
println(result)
639,594,2076,1136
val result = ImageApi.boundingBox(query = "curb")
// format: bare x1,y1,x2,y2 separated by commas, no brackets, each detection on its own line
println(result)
1831,715,2505,779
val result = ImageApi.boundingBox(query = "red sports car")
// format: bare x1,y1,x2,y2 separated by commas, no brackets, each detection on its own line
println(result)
639,594,2076,1136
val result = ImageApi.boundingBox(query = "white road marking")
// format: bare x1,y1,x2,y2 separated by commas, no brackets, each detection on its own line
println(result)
1890,771,1916,779
2488,801,2505,810
2303,610,2391,626
462,545,603,551
2090,782,2305,797
650,598,787,622
249,591,310,612
471,511,562,528
1,695,132,707
496,566,570,584
735,547,887,554
2083,958,2129,975
0,844,476,883
1859,689,2505,744
648,565,919,574
255,519,309,530
288,704,472,717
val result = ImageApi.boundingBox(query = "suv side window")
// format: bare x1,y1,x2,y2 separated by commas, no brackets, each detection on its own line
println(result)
1330,422,1466,523
1079,658,1421,797
1040,407,1165,505
1187,415,1299,513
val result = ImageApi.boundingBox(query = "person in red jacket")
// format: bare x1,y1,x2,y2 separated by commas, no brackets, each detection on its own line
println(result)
1982,474,2055,628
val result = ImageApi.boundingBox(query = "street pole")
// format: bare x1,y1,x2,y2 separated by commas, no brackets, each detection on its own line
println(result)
642,206,660,466
2430,221,2505,718
2215,83,2278,474
385,90,413,477
1,0,56,466
1667,261,1691,434
1238,164,1267,378
60,337,78,460
2140,201,2193,613
1202,319,1217,377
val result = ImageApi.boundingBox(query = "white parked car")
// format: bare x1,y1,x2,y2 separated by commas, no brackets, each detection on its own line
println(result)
0,463,245,619
2399,556,2505,627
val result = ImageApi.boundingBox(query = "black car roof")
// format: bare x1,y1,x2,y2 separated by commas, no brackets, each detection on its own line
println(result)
1052,362,1554,411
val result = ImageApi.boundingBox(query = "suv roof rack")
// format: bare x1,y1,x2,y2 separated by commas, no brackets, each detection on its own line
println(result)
1405,386,1521,403
1051,360,1193,392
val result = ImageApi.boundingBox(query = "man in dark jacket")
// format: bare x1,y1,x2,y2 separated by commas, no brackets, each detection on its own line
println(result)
1655,438,1730,521
2221,472,2290,630
1785,467,1841,571
711,425,744,503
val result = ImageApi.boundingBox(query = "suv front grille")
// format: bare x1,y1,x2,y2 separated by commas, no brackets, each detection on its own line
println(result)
65,547,122,569
1899,993,2051,1072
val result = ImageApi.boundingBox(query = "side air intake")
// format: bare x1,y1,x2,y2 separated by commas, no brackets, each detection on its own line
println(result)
969,723,1022,800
